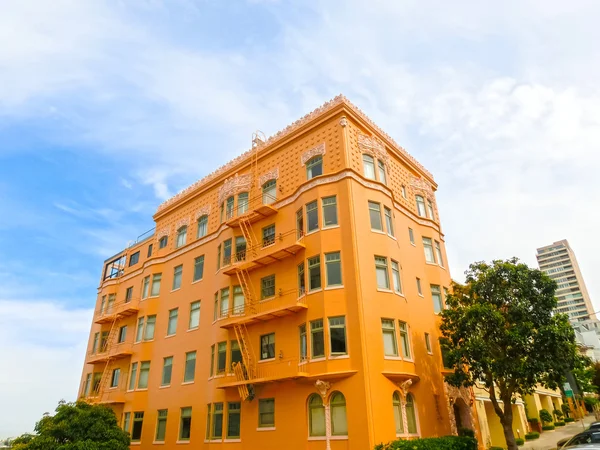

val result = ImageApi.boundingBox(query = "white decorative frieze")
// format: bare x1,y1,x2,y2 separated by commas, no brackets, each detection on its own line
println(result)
195,205,211,219
156,227,170,239
358,133,389,163
218,173,252,203
259,167,279,187
301,143,326,165
410,176,434,196
175,217,190,230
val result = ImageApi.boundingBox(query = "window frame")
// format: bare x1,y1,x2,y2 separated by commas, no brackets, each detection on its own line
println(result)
415,195,426,217
155,409,168,442
384,206,394,237
306,200,319,233
398,321,412,360
161,356,173,386
368,201,383,231
189,301,201,330
308,256,322,291
258,398,275,428
306,155,323,179
261,274,276,299
260,333,276,360
362,154,376,180
422,237,436,264
375,256,390,290
382,319,399,357
183,351,196,383
391,260,403,295
262,179,277,205
328,316,347,356
322,196,338,228
310,319,325,359
193,255,204,282
167,308,178,336
197,215,208,238
325,251,342,287
176,226,187,248
172,265,183,290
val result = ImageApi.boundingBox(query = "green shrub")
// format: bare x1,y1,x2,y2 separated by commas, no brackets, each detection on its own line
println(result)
555,421,565,426
525,432,540,440
490,447,504,450
561,403,571,416
539,409,553,424
515,438,525,446
565,417,575,423
527,417,539,424
374,435,477,450
458,428,475,438
542,424,555,431
553,409,564,420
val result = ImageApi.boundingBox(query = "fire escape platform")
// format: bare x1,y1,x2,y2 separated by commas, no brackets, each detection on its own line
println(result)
219,299,308,329
87,346,134,365
222,241,305,276
94,301,140,325
225,205,278,228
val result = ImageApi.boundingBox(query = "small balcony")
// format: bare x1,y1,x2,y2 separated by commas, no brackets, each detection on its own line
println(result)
222,231,305,276
87,340,134,365
94,298,140,324
225,193,278,228
218,289,308,329
86,371,129,405
217,358,309,389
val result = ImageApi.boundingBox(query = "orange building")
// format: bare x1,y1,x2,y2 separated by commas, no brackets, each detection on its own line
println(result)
78,95,479,449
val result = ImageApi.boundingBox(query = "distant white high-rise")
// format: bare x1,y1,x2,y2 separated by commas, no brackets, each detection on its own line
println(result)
536,239,595,322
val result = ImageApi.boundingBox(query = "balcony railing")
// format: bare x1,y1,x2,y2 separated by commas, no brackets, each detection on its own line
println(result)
94,298,140,324
217,357,309,388
87,338,134,364
85,370,129,404
222,230,305,275
218,288,308,328
224,192,278,227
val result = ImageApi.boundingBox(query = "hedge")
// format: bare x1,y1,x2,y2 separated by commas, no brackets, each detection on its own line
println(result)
527,417,539,424
525,432,540,440
490,447,504,450
516,438,525,446
565,417,575,423
374,436,477,450
555,421,566,427
542,425,555,431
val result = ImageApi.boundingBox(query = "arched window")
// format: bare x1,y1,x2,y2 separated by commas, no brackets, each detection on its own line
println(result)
363,154,376,180
197,215,208,238
176,226,187,248
262,179,277,205
427,199,435,220
405,393,418,434
159,235,168,249
330,392,348,436
415,195,426,217
308,394,325,437
238,192,249,215
393,392,404,434
226,196,235,220
377,159,386,185
306,155,323,180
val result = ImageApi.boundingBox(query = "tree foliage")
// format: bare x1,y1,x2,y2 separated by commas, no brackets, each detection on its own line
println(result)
572,355,596,394
440,258,579,450
11,401,129,450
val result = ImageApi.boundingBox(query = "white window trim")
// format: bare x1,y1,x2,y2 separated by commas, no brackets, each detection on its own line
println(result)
256,427,276,431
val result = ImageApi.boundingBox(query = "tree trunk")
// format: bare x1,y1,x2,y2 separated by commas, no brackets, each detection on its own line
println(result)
501,407,518,450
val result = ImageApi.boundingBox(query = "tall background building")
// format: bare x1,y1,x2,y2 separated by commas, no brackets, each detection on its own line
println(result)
536,239,596,322
78,96,480,449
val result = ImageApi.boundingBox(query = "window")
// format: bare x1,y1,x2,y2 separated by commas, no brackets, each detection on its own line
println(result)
123,411,131,433
159,235,168,249
110,368,120,388
378,160,386,184
217,342,227,374
238,192,249,215
206,405,212,439
189,301,200,329
155,409,167,442
129,251,140,266
162,356,173,386
375,256,390,289
216,245,221,270
232,285,244,315
83,373,91,397
399,321,411,359
128,362,138,391
220,288,229,318
309,394,326,436
363,154,376,180
393,392,404,434
329,316,347,355
151,273,162,296
210,345,215,377
223,239,232,266
142,276,150,299
100,330,109,352
296,208,304,239
325,252,342,286
415,195,426,217
144,315,156,341
298,262,306,296
212,403,223,439
425,333,432,354
176,226,187,248
138,361,150,389
179,407,192,441
408,228,415,245
226,196,234,220
306,155,323,179
135,318,144,343
261,275,276,299
423,237,435,263
382,319,398,357
401,185,407,199
92,332,99,354
260,333,275,360
147,244,153,257
391,261,402,294
406,394,418,434
306,200,319,232
369,201,383,231
299,324,307,361
197,215,208,238
131,412,144,442
235,236,246,262
220,202,224,223
384,207,394,236
262,224,275,247
125,286,133,302
308,256,321,291
92,373,101,394
184,351,196,382
427,199,435,220
311,319,324,358
258,399,275,428
118,326,127,343
331,392,348,436
431,285,443,314
262,179,276,205
172,265,183,290
434,241,444,267
322,196,338,227
213,293,218,321
167,309,178,336
227,402,241,439
416,278,423,295
230,340,242,371
193,255,204,281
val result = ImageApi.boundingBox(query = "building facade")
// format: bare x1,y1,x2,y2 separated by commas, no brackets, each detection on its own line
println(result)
78,96,479,449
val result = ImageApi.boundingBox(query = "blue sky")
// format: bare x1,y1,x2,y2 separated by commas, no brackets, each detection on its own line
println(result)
2,0,600,438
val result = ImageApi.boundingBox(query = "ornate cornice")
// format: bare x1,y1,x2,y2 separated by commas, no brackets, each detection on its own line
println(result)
358,133,389,163
301,143,326,165
155,95,433,214
175,218,190,230
410,175,434,196
156,227,170,239
218,173,252,203
259,167,279,187
195,205,211,219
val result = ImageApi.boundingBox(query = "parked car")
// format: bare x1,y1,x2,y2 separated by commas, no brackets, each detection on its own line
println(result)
558,424,600,448
560,431,600,448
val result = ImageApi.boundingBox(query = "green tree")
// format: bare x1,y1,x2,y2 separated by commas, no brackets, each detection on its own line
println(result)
11,400,129,450
572,356,596,394
440,258,579,450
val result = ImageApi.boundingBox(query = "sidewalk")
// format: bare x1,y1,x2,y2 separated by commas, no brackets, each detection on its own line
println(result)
521,415,595,450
